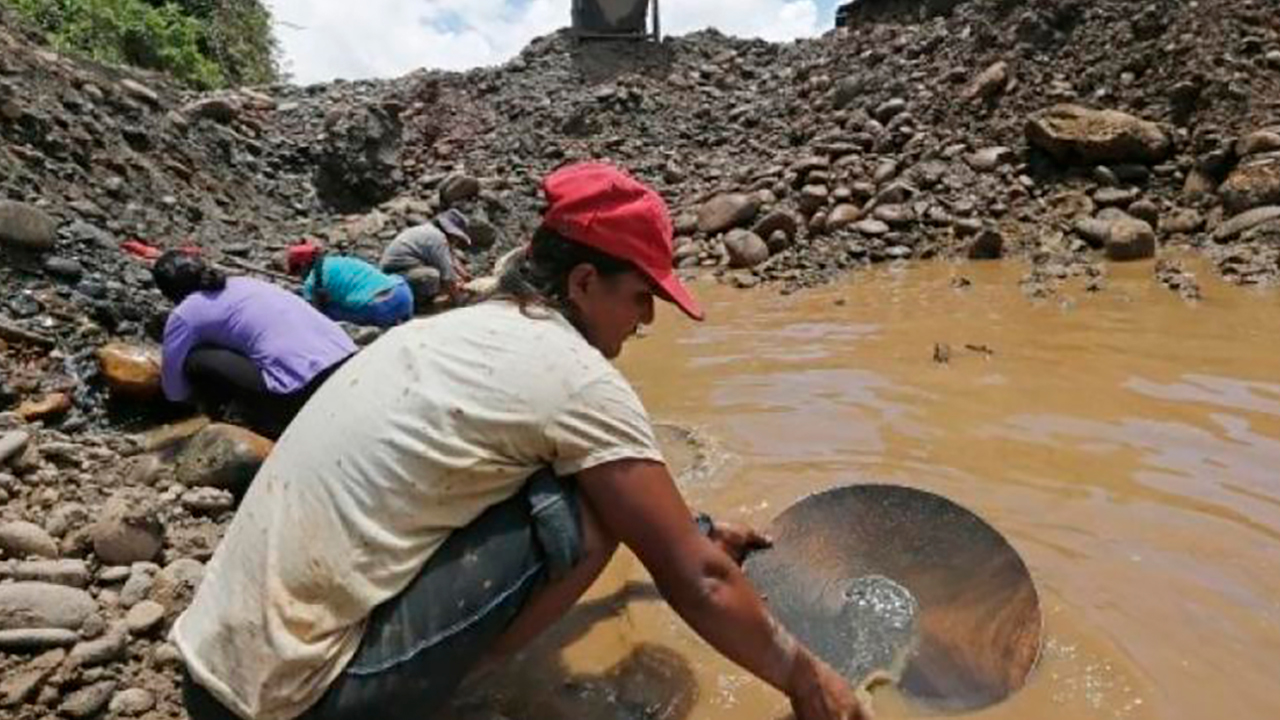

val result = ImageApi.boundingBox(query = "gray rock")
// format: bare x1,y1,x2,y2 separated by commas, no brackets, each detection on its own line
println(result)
64,221,115,249
1213,206,1280,242
118,78,159,104
722,230,769,268
181,96,238,123
1268,50,1280,69
874,98,907,122
109,688,156,716
1127,199,1160,225
90,491,164,565
1026,104,1171,164
1105,218,1157,261
872,205,914,227
181,487,236,513
45,503,90,539
175,423,273,491
0,201,57,251
314,104,403,212
697,193,759,234
439,174,481,205
831,77,864,110
42,256,84,280
119,566,157,609
1094,187,1140,206
826,204,862,231
797,185,830,215
751,210,799,249
66,623,127,668
0,628,80,652
60,680,118,718
0,582,96,630
965,146,1014,172
853,219,891,236
4,559,91,587
125,600,166,635
0,521,59,559
1074,218,1115,249
149,558,205,613
97,565,131,584
1236,130,1280,158
0,430,30,464
0,648,65,707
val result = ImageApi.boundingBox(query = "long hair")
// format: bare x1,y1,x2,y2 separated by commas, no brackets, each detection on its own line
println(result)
495,225,634,329
152,250,227,303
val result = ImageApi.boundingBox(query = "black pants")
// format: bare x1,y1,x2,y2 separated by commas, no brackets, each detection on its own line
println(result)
184,347,345,439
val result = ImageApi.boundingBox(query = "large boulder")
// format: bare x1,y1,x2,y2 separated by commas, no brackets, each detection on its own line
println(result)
96,343,163,400
1219,159,1280,214
697,193,759,234
0,582,97,631
175,423,273,491
0,201,56,251
313,103,404,212
1026,105,1171,165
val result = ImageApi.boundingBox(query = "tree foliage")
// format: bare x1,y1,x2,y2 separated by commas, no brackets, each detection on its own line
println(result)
4,0,279,89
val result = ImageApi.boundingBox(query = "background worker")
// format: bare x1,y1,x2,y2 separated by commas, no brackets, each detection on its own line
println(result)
152,250,356,439
286,241,414,327
175,163,870,720
380,208,473,310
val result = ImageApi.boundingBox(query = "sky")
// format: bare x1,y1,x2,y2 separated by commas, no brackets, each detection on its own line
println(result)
266,0,842,85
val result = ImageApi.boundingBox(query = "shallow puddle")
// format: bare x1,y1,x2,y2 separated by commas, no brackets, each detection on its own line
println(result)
459,259,1280,720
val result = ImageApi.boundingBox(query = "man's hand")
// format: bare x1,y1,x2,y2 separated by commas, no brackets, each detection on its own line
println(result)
787,648,875,720
710,521,772,564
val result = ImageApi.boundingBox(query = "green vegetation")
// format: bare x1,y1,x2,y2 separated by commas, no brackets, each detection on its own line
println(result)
3,0,279,89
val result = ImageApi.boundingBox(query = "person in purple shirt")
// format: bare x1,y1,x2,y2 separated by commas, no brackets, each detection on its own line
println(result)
153,250,357,439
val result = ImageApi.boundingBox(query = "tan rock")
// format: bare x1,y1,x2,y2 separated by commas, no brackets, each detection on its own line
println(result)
1026,105,1170,165
826,204,862,231
0,582,97,631
90,491,164,565
0,520,58,559
16,392,70,422
964,61,1010,101
697,193,760,234
96,343,162,399
1219,159,1280,214
1105,218,1157,261
722,230,769,269
0,200,57,251
0,649,65,707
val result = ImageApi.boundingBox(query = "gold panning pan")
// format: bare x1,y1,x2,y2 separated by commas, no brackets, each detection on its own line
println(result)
743,484,1041,712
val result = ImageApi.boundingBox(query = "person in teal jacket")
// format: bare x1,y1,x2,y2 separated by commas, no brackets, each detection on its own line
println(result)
286,242,414,327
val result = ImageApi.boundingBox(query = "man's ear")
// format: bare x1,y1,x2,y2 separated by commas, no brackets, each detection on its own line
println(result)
566,263,599,304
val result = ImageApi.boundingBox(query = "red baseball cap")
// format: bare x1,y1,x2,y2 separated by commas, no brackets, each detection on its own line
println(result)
286,241,321,274
541,162,703,321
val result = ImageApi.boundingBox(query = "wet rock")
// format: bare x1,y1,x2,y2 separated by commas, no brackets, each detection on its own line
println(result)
967,228,1005,260
751,210,799,249
1213,206,1280,242
0,582,97,630
175,423,273,491
723,230,769,268
0,649,65,706
109,688,156,716
0,200,57,251
1105,218,1157,261
964,61,1010,101
965,146,1014,172
96,343,163,399
66,623,127,668
1026,105,1171,164
314,103,403,212
125,600,166,635
826,204,862,231
60,680,117,718
4,559,91,587
90,491,164,565
0,520,59,559
16,392,71,422
1219,159,1280,213
439,174,481,205
0,628,79,652
697,193,759,234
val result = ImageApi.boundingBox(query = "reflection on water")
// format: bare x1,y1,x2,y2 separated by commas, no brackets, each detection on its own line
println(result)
458,260,1280,720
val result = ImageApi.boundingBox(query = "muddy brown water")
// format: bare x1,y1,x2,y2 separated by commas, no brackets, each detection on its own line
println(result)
456,260,1280,720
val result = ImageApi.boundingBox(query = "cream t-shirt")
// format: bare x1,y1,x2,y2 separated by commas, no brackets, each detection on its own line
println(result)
172,301,664,720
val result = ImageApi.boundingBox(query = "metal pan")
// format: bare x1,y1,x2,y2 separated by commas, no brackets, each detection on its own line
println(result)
743,484,1041,712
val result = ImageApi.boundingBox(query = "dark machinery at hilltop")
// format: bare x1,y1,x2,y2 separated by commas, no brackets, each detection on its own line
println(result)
571,0,661,40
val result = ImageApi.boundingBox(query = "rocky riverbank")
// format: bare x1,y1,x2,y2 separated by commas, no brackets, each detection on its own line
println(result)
2,0,1279,717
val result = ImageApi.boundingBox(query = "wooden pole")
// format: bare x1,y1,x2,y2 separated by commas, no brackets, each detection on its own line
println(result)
218,255,300,286
652,0,661,41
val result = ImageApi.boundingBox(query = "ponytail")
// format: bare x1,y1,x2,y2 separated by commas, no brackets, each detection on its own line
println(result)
153,250,227,303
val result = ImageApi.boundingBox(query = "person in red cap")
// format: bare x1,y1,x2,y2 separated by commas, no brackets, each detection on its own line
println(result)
175,162,870,720
286,241,415,327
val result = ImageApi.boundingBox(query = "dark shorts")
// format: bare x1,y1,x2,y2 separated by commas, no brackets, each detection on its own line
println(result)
184,469,583,720
325,278,414,327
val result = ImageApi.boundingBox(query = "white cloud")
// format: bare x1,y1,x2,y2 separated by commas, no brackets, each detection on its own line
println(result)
266,0,823,85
